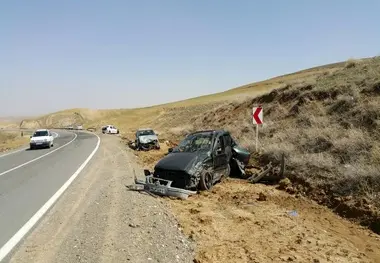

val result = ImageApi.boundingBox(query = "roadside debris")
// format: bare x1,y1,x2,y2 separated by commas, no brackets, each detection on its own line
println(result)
257,192,268,201
127,129,288,198
247,153,286,184
127,130,251,197
128,128,160,151
126,174,197,200
287,210,299,217
86,127,96,132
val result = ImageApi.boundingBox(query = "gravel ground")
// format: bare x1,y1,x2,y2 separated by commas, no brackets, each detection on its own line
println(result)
7,134,195,263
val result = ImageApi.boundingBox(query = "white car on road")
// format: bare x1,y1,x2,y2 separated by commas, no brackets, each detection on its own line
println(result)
102,125,119,134
30,129,54,149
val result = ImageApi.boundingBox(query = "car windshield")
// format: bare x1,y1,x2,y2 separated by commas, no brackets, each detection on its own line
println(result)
33,131,48,137
138,130,155,136
175,132,213,153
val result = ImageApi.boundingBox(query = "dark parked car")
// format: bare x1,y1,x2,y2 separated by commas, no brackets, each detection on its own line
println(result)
147,130,251,191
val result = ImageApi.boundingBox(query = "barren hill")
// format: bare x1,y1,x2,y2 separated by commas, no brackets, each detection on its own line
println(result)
19,59,348,131
19,56,380,233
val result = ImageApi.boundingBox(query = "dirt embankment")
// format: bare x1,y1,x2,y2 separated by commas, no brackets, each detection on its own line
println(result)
121,56,380,261
127,139,380,263
155,57,380,234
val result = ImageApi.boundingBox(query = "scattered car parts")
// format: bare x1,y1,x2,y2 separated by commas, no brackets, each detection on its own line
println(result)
127,130,287,198
248,153,286,184
126,172,197,200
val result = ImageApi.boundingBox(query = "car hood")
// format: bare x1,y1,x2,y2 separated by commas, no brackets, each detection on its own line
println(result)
154,151,208,174
138,134,158,143
31,136,49,141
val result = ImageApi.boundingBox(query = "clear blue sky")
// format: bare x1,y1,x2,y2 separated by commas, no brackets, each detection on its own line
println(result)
1,0,379,116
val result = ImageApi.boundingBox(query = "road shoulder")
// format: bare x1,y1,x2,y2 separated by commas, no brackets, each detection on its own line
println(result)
7,134,195,263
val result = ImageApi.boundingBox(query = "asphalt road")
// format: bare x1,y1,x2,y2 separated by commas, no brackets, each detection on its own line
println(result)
0,130,100,262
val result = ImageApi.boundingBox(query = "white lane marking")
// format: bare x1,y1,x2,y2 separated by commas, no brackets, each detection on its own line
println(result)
52,132,59,138
0,133,100,262
0,133,78,177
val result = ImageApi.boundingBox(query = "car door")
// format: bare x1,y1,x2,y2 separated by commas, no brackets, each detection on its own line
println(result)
223,134,233,162
212,134,228,179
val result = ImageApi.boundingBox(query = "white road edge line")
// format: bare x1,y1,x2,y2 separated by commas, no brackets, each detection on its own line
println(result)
0,133,78,177
0,131,59,159
0,133,101,262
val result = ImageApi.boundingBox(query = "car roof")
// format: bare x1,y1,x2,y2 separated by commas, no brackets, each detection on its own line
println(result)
36,129,48,132
137,128,154,131
188,129,228,136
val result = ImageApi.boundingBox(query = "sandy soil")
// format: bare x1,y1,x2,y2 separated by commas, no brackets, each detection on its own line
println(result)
167,179,380,263
8,134,195,263
128,140,380,263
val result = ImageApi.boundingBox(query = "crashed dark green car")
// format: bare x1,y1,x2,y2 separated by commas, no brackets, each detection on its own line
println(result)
148,130,251,191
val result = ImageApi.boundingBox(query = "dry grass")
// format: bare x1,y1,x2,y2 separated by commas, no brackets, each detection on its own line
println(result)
0,131,29,153
182,56,380,232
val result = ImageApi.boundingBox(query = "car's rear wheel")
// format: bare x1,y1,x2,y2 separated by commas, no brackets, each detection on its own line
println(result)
199,170,213,191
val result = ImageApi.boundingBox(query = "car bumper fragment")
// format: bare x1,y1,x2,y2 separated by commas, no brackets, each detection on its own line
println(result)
126,175,197,200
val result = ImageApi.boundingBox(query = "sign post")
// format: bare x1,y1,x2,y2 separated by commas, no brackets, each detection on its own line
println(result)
252,105,263,152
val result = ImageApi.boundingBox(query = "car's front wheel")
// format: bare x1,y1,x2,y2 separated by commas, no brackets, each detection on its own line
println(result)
199,169,213,191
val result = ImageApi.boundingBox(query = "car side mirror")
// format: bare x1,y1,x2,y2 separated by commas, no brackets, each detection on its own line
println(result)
168,147,173,153
30,136,32,138
143,169,151,176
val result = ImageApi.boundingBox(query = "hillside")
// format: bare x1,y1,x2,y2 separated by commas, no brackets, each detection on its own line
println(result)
19,59,348,131
18,56,380,234
185,56,380,233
